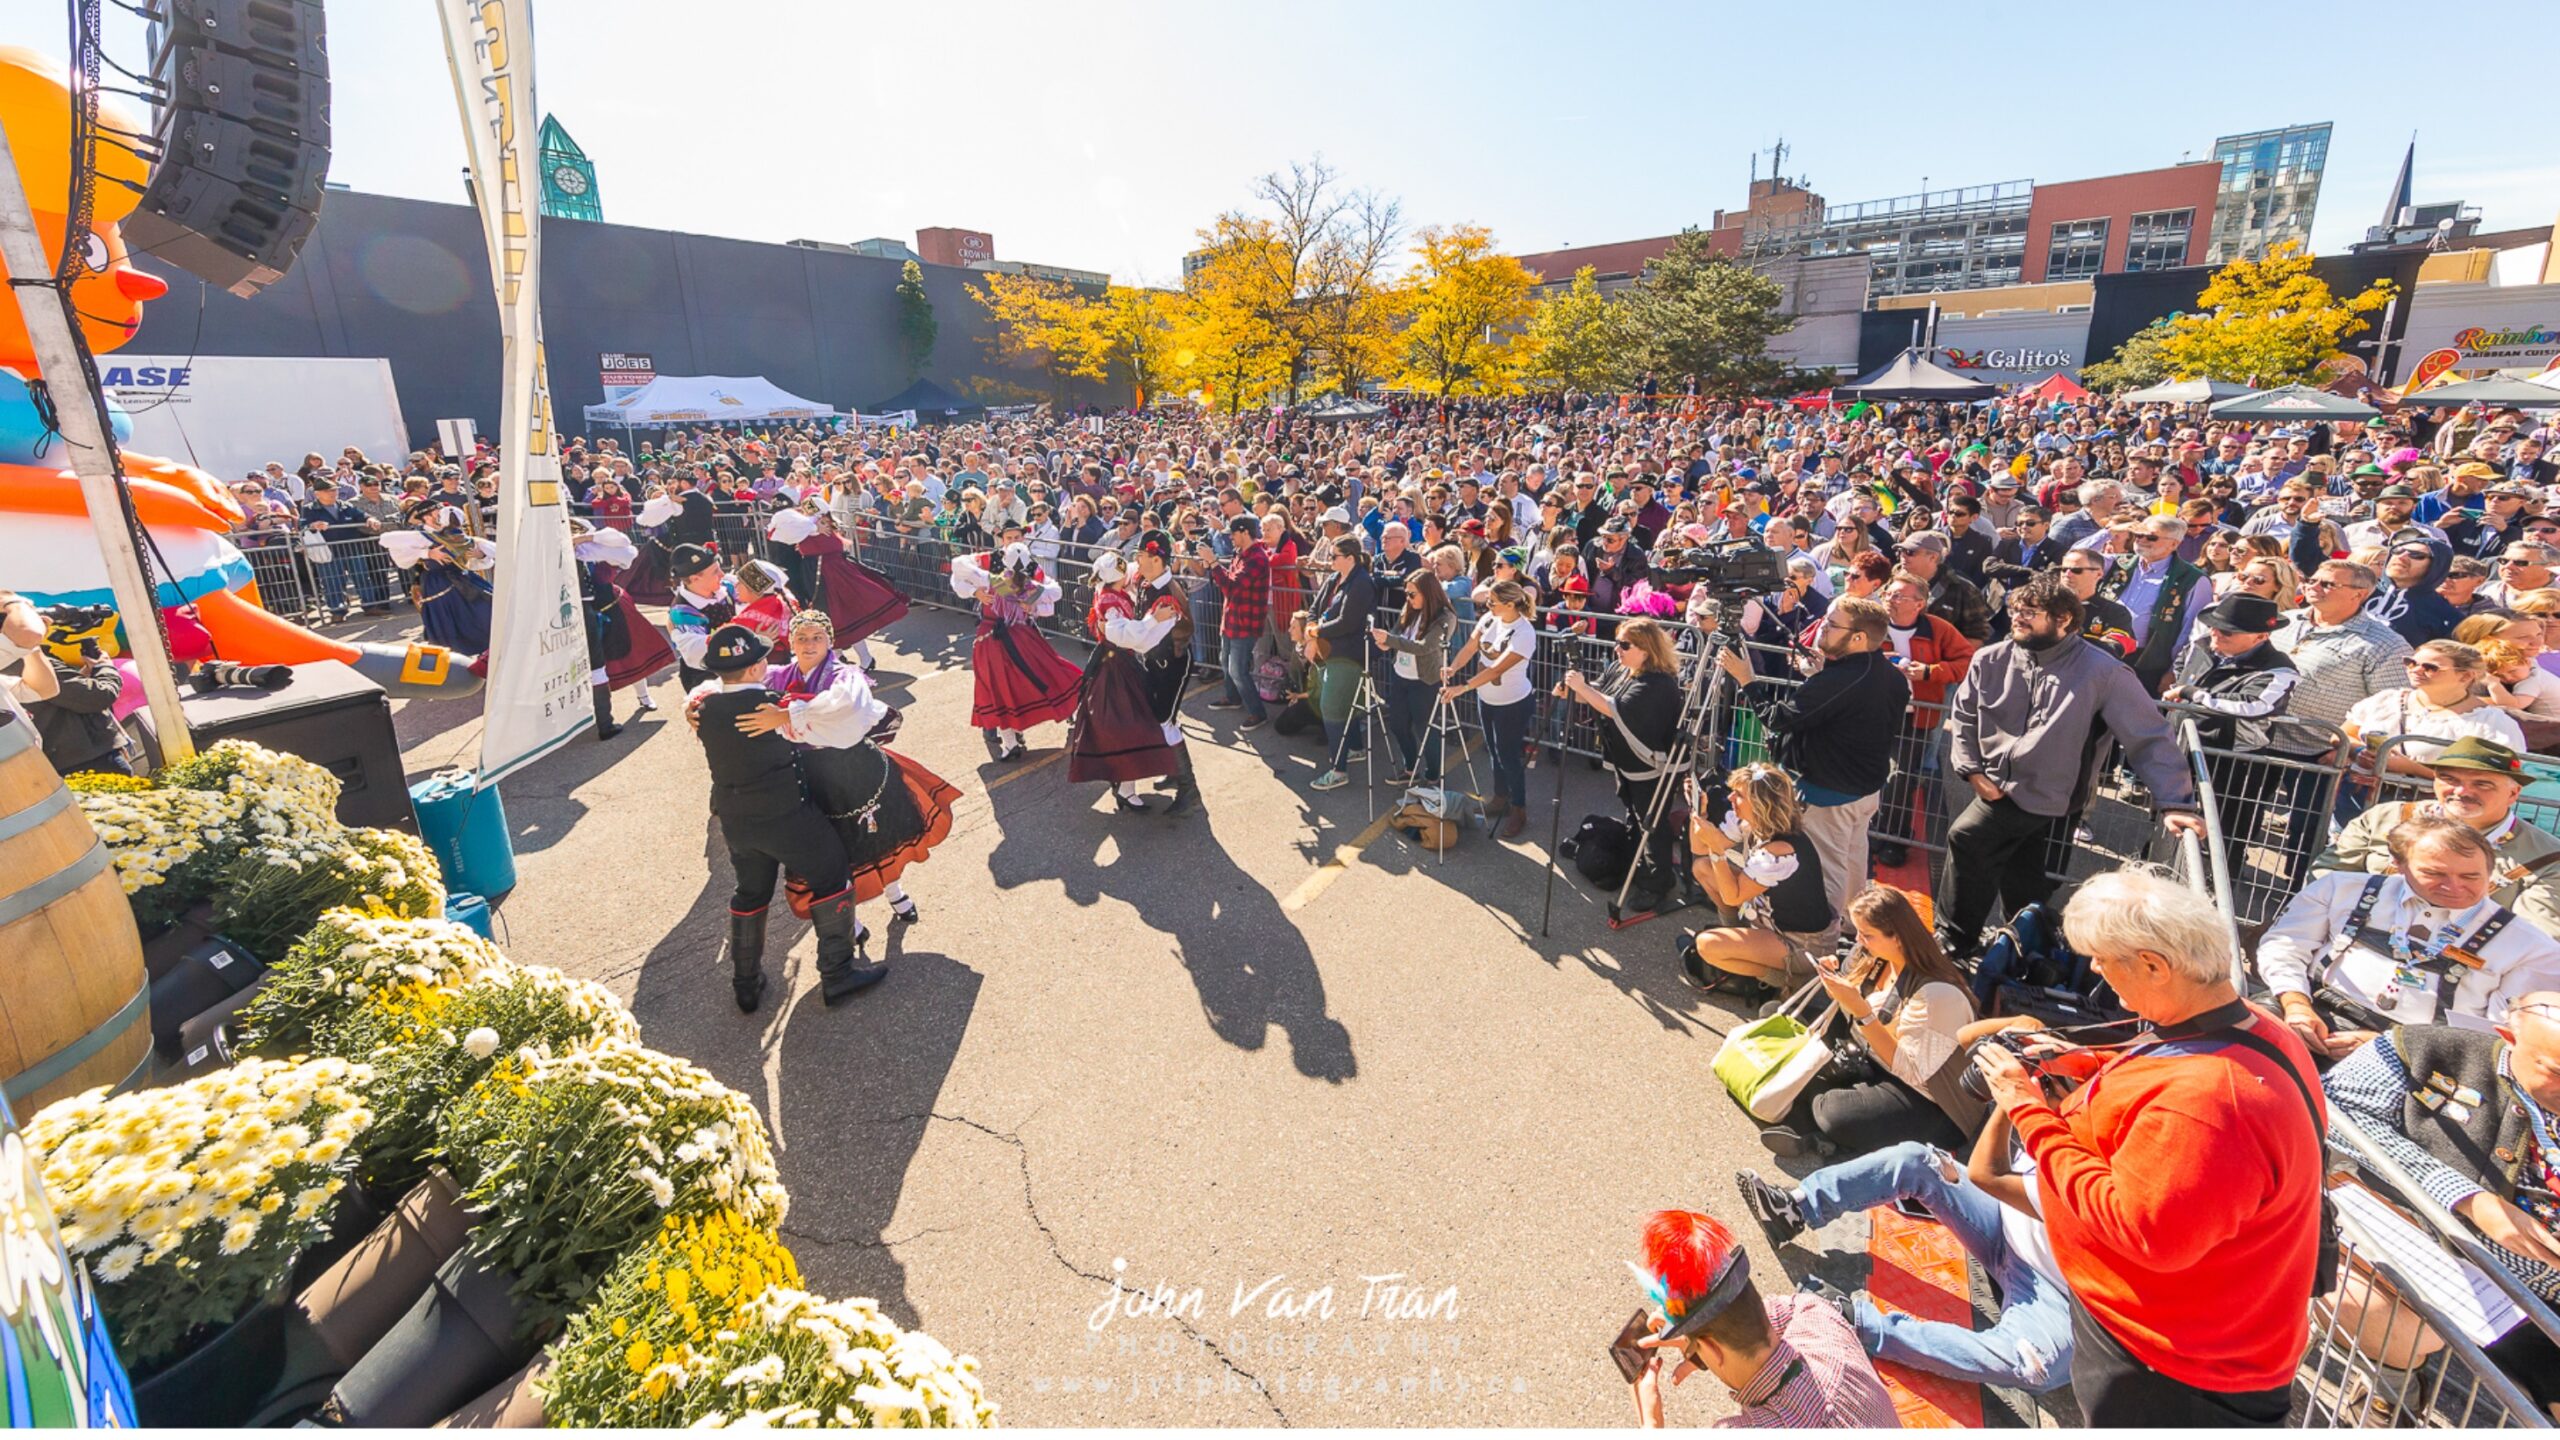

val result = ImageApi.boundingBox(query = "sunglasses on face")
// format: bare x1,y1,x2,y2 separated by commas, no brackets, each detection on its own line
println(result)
2405,660,2451,675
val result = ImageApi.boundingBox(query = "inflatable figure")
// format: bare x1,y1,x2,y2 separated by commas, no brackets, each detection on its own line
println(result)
0,48,481,697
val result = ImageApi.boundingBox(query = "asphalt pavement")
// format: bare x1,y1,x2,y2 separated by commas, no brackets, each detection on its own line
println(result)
381,605,1892,1427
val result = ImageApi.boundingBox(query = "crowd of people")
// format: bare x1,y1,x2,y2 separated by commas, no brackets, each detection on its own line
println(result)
17,379,2560,1425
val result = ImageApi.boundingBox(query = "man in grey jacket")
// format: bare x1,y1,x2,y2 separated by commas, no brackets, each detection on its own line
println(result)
1940,575,2206,958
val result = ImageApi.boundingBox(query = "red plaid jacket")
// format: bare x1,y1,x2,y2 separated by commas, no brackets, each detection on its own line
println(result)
1210,543,1272,639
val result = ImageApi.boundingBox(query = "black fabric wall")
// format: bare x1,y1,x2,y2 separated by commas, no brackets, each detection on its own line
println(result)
1849,252,2428,380
125,190,1103,448
2084,252,2424,371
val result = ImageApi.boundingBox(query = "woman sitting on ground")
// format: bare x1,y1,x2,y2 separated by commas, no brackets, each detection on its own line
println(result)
1679,762,1832,1004
1761,884,1987,1161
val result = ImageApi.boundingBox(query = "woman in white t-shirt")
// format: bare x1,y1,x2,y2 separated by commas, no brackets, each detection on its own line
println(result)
1441,579,1538,840
2343,639,2529,783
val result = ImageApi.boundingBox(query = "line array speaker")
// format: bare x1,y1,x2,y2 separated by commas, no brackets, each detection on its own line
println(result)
122,0,330,299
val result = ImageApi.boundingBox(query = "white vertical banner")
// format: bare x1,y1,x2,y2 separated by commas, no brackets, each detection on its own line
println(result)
437,0,592,784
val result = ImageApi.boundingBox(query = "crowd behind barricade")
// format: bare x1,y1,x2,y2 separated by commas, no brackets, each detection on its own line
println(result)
23,384,2560,1426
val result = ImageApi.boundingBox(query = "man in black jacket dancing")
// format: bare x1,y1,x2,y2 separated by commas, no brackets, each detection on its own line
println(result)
691,624,880,1012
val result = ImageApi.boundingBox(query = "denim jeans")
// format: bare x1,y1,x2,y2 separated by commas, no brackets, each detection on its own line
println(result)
1385,671,1442,782
1478,694,1530,808
1221,635,1267,720
309,556,348,613
1321,714,1367,768
1794,1140,2075,1392
349,543,389,606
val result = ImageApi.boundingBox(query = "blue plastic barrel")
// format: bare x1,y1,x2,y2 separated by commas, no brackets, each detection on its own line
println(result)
441,892,493,939
408,770,516,902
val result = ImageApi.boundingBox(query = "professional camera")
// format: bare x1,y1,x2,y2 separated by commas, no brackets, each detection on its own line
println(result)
1650,536,1786,602
41,603,119,661
1956,1023,2122,1102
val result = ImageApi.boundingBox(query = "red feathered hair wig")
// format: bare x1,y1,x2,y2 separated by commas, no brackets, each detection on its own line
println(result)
1641,1209,1740,1316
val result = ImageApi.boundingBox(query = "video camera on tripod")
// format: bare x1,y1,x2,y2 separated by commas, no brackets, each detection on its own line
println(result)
1649,537,1785,638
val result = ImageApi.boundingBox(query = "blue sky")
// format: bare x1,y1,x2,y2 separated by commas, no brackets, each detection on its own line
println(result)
75,0,2560,286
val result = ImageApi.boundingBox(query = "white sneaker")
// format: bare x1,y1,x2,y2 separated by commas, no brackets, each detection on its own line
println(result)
1311,769,1350,792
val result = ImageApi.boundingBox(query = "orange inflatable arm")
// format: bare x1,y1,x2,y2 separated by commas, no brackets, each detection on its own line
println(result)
195,589,483,697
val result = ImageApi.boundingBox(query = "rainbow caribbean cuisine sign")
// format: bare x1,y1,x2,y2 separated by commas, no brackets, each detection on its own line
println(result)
2448,324,2560,369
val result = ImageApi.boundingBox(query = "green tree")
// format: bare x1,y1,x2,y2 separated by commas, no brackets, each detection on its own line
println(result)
1618,230,1792,397
2081,322,2176,392
894,261,938,381
2156,240,2395,386
1525,267,1637,393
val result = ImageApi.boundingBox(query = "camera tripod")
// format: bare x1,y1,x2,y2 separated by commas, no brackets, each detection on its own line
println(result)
1328,658,1486,850
1539,604,1746,933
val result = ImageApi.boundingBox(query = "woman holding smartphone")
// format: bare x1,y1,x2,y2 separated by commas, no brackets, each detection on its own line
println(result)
1678,762,1832,1004
1441,580,1539,838
1763,884,1986,1160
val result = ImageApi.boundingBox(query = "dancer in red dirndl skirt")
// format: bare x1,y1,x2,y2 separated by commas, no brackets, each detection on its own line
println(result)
767,503,908,669
1067,550,1186,811
950,537,1082,760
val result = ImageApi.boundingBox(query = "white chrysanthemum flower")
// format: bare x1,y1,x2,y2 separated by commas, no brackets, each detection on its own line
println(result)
94,1243,145,1283
462,1027,501,1060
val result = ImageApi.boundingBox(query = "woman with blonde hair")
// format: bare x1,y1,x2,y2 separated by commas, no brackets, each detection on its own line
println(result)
1680,762,1832,1003
2231,554,2301,609
1560,615,1685,827
2502,588,2560,679
2343,638,2527,781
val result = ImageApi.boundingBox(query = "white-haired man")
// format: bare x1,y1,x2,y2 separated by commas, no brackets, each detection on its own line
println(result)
1973,867,2325,1427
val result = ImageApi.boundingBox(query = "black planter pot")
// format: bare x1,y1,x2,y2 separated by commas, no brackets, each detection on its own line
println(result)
139,900,218,982
285,1179,394,1296
319,1248,539,1428
130,1291,289,1427
294,1169,472,1371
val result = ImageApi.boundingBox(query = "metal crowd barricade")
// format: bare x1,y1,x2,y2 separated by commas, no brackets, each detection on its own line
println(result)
231,530,321,624
2360,728,2560,833
2166,705,2352,928
2293,1112,2560,1428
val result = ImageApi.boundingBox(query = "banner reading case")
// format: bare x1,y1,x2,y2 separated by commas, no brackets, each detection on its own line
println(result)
97,355,405,481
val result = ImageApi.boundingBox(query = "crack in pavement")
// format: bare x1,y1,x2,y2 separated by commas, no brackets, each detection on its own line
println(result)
926,1110,1292,1427
782,1222,962,1252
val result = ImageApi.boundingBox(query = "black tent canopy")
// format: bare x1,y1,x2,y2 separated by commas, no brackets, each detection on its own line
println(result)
872,377,977,418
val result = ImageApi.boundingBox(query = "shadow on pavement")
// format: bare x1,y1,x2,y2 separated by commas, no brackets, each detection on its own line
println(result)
773,930,984,1332
984,765,1357,1085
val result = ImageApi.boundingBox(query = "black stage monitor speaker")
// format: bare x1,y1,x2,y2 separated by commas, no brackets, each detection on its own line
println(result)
127,0,330,299
134,659,416,833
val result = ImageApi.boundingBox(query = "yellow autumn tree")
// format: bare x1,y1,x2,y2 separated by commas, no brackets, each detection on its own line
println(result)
1395,223,1540,398
1168,227,1294,414
1093,286,1183,408
2157,240,2396,386
972,272,1105,403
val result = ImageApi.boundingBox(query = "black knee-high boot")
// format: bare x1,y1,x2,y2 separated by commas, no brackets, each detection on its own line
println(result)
592,680,621,740
1161,748,1201,816
808,887,885,1005
728,906,768,1013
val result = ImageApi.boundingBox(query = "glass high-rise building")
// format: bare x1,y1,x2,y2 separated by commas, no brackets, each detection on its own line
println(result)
2206,124,2331,263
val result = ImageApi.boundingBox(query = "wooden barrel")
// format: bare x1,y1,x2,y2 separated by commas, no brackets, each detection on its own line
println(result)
0,710,150,1115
